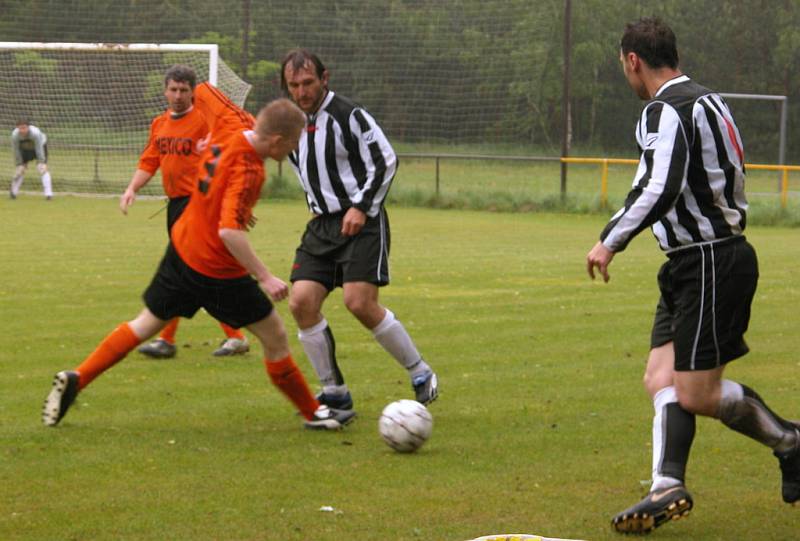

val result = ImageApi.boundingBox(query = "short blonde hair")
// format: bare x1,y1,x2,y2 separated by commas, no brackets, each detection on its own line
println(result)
255,98,305,138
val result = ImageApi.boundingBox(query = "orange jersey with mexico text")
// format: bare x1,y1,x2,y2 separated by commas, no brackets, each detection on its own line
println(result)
137,107,209,199
171,130,266,279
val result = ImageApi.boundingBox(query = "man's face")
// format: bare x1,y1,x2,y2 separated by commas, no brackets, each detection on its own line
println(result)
164,79,194,114
284,62,328,114
16,124,29,137
620,50,649,100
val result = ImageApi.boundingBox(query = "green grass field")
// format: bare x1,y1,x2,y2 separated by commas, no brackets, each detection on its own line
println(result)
1,197,798,540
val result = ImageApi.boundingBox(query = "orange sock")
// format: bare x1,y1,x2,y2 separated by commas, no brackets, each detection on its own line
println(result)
159,318,179,344
220,322,244,340
76,323,141,389
265,355,319,420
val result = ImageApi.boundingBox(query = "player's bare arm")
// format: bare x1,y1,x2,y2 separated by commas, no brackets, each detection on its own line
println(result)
219,228,289,301
120,169,154,214
341,206,367,236
586,240,614,282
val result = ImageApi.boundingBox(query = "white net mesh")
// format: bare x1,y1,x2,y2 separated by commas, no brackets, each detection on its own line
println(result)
0,44,251,196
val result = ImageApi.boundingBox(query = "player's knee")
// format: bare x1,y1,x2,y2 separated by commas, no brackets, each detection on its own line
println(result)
14,165,26,177
288,294,315,324
675,391,715,416
643,366,671,397
642,371,658,395
37,162,48,175
287,294,302,316
343,293,370,318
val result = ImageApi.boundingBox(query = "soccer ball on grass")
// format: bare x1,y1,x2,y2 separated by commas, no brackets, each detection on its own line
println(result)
378,399,433,453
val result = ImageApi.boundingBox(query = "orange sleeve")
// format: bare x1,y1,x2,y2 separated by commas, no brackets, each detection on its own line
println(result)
137,117,162,174
194,82,255,136
218,152,263,231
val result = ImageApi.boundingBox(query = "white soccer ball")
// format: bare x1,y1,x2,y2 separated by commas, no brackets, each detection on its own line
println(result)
378,399,433,453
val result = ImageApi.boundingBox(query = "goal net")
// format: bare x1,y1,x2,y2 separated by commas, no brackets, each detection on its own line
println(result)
0,42,251,197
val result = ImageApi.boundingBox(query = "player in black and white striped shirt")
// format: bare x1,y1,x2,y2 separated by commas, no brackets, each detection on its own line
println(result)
281,50,438,418
586,18,799,534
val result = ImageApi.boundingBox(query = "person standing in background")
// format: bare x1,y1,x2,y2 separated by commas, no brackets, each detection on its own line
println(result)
10,119,53,200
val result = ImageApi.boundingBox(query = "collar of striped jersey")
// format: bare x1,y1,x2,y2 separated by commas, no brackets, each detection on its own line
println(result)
654,74,690,97
307,90,336,124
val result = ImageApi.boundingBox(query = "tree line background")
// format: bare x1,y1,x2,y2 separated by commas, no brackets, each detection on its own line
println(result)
1,0,798,163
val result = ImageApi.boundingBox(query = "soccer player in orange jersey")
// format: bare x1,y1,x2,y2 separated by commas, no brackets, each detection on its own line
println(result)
42,98,355,431
120,65,250,359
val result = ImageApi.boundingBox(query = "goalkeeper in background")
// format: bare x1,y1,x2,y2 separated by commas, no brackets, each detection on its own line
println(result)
120,64,251,359
9,118,53,200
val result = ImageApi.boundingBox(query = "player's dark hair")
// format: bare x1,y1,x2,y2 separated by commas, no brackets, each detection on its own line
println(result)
621,17,679,69
280,49,327,94
164,64,197,89
15,117,29,127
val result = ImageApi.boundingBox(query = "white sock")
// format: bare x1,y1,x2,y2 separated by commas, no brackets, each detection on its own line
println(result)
651,386,683,492
297,318,347,394
11,174,23,196
41,172,53,197
372,309,430,379
719,379,744,404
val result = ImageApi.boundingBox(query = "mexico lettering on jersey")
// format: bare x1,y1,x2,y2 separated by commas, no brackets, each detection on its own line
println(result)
600,75,747,253
137,107,209,199
171,130,266,279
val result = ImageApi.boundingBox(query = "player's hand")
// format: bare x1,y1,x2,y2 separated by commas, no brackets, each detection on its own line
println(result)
120,188,136,215
341,207,366,236
587,241,614,282
260,274,289,302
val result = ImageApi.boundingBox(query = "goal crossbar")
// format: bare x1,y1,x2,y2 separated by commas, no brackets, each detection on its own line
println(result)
0,41,252,196
0,42,220,85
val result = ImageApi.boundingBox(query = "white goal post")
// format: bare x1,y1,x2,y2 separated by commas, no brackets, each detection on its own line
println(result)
720,92,788,168
0,42,222,85
0,42,251,196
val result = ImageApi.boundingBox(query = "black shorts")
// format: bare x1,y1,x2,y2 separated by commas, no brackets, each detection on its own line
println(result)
650,236,758,371
20,144,47,165
167,196,190,234
290,208,390,291
143,244,273,329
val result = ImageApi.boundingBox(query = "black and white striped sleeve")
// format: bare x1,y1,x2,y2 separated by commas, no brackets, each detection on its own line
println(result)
348,108,397,215
600,102,688,252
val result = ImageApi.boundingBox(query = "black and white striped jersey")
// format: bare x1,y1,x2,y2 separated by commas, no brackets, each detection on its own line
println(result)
287,91,397,218
601,75,748,253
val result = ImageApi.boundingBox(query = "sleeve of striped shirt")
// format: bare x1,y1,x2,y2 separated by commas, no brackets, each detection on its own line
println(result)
32,127,47,162
600,102,688,252
10,131,22,165
348,108,397,213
